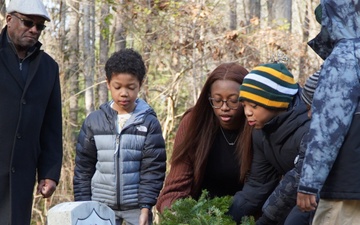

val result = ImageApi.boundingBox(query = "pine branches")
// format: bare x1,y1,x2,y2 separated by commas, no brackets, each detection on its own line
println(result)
156,190,255,225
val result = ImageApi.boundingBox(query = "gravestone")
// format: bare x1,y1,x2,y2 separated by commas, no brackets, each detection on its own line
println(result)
47,201,115,225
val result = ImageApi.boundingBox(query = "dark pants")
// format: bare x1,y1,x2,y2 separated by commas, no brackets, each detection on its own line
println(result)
284,205,314,225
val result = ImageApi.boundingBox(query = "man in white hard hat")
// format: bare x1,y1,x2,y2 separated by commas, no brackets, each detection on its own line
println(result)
0,0,63,224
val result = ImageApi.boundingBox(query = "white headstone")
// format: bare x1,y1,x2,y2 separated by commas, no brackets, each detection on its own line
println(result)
47,201,115,225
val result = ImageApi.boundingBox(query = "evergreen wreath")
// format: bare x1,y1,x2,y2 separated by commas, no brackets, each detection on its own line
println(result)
155,189,255,225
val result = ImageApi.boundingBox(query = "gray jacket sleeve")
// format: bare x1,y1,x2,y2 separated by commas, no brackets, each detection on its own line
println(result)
73,117,97,201
138,114,167,207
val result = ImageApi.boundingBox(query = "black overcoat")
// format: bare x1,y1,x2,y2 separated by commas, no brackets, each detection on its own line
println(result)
0,26,63,225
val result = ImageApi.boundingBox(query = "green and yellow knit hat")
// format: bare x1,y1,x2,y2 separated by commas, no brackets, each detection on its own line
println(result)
239,63,298,109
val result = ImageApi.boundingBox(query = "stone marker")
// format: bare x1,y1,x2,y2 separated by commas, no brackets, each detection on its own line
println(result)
47,201,115,225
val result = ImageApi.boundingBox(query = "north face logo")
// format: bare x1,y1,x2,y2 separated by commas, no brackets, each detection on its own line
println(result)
136,125,147,132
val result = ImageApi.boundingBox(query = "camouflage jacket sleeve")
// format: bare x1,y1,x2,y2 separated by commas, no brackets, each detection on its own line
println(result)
261,133,309,222
298,0,360,195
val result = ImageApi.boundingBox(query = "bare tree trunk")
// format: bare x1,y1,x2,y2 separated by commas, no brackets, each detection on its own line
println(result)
114,0,126,51
229,0,237,30
268,0,292,30
190,2,206,104
0,0,5,29
98,1,110,105
243,0,261,32
58,0,80,209
65,0,81,139
162,72,182,140
248,0,261,20
298,0,310,84
142,0,158,102
83,0,95,115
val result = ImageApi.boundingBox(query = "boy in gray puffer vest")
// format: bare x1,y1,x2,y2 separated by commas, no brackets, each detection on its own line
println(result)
73,49,166,225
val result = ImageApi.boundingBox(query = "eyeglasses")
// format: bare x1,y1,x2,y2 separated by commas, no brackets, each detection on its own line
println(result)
11,14,46,31
209,97,239,110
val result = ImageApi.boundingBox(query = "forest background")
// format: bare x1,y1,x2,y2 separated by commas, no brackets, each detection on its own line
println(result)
0,0,323,224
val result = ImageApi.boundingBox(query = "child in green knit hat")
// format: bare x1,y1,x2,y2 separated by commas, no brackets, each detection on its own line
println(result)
239,62,298,127
229,63,312,225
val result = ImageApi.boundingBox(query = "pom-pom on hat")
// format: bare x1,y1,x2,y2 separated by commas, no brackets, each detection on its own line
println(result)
239,63,298,109
301,70,320,106
7,0,51,21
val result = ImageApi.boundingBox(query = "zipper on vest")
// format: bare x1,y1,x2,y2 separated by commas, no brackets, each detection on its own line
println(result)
115,134,121,208
114,135,120,155
19,61,22,71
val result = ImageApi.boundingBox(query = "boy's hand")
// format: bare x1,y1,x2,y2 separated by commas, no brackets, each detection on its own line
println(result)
297,192,317,211
37,179,57,198
139,208,150,225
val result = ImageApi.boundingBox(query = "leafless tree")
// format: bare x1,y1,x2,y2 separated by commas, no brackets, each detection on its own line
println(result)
97,0,110,105
0,0,5,28
82,0,96,115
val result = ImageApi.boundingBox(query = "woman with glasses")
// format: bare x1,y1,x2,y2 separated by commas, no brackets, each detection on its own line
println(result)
156,62,253,215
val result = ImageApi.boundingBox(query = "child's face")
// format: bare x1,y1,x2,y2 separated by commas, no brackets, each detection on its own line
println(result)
107,72,141,114
241,100,279,129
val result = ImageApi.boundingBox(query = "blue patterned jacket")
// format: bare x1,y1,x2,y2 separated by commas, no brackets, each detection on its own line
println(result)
298,0,360,199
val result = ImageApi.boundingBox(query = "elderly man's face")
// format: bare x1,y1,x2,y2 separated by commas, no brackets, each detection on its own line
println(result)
6,13,46,52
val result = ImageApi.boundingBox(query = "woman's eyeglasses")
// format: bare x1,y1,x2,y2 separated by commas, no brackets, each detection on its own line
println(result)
11,14,46,31
209,97,239,110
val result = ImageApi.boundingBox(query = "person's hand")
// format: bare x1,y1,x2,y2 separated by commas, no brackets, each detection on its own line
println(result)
37,179,57,198
139,208,150,225
297,192,317,212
